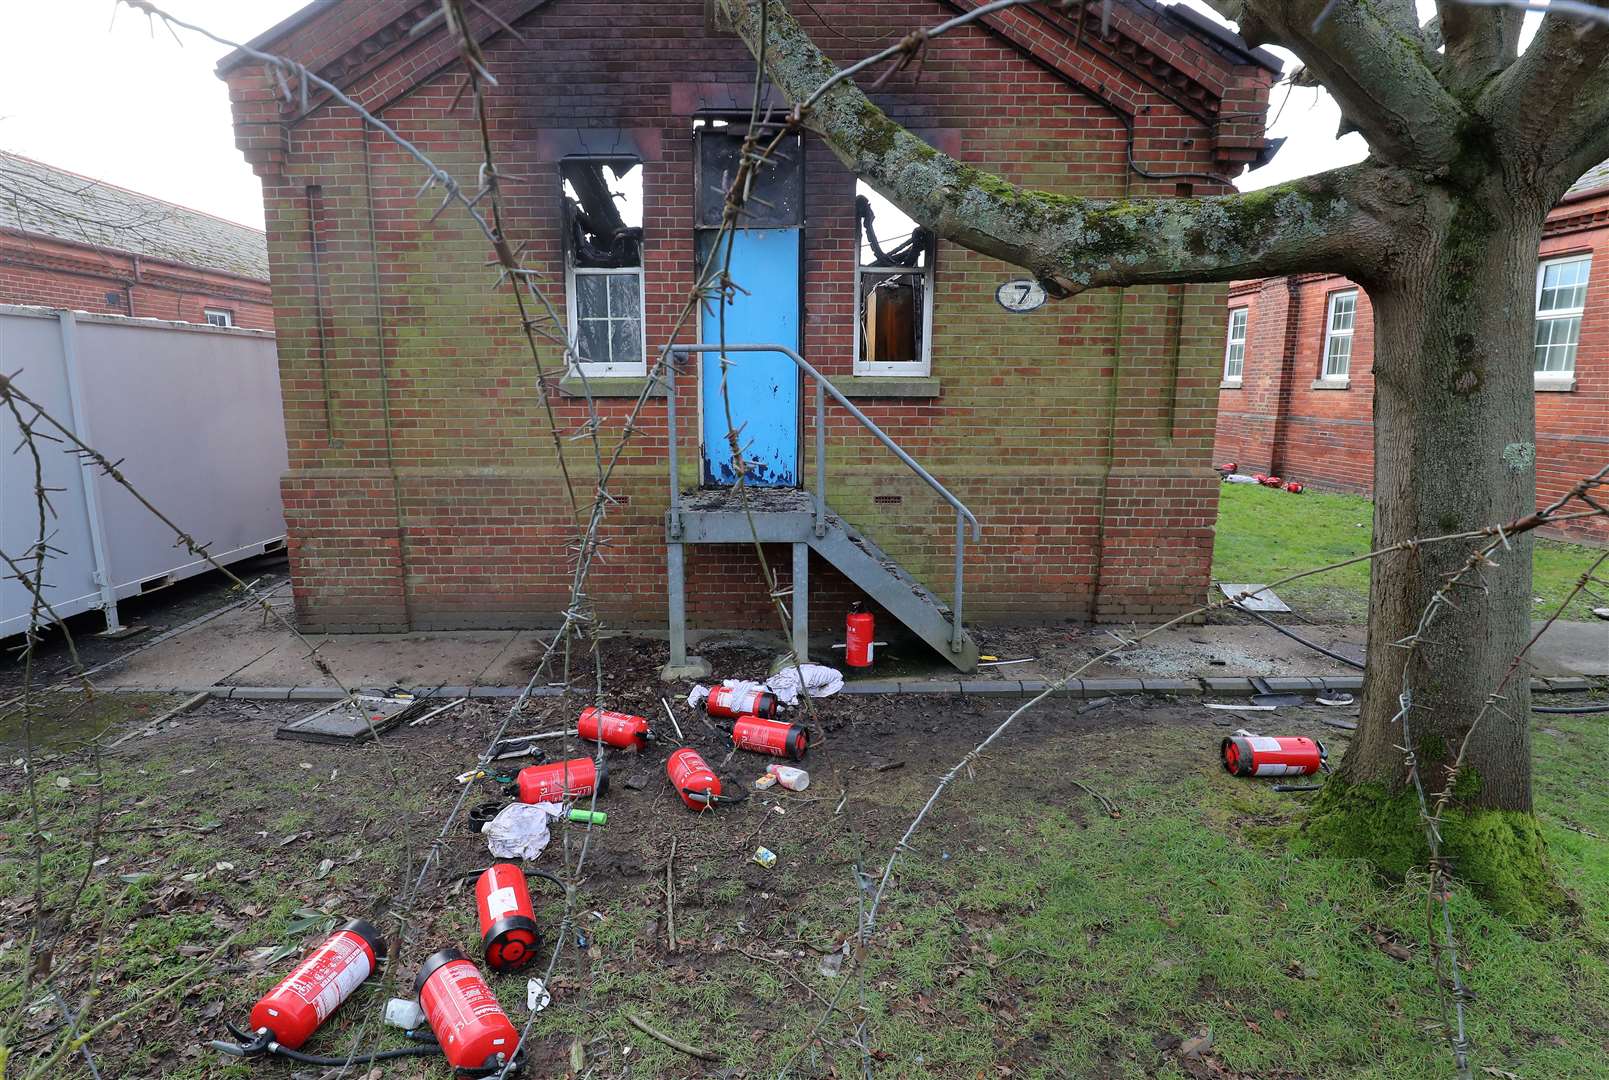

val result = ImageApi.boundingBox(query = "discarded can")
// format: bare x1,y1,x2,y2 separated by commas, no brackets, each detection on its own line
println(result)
706,685,779,720
475,864,541,973
754,773,779,790
511,757,607,804
732,715,808,760
846,607,876,667
667,747,722,810
577,706,652,750
753,847,777,869
247,921,386,1049
566,808,607,825
766,764,810,791
415,948,520,1071
1222,734,1325,777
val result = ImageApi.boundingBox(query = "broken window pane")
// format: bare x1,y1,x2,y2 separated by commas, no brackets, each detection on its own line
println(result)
563,157,646,374
561,158,643,268
855,181,933,375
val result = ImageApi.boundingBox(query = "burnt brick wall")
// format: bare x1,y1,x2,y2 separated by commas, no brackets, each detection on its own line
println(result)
1214,188,1609,543
0,231,274,329
227,0,1273,632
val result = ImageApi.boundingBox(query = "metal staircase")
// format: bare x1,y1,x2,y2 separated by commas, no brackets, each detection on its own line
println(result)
660,343,980,677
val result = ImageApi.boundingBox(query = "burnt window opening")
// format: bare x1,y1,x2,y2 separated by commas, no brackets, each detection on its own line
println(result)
855,182,933,376
692,117,803,230
562,157,646,375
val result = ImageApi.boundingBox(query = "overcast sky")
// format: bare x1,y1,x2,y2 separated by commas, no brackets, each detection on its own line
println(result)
0,1,1531,231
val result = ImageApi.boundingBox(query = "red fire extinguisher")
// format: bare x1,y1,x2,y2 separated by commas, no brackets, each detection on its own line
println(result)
246,921,386,1049
415,948,521,1072
731,715,808,760
475,864,542,973
510,756,607,803
845,605,876,667
667,747,741,810
1222,734,1326,777
577,706,652,750
705,685,779,720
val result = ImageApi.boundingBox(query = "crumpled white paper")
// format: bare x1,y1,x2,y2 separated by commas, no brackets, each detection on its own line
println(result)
483,801,561,859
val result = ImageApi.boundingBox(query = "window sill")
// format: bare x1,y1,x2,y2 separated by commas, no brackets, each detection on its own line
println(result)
1219,378,1243,390
828,375,941,399
558,374,663,399
1534,375,1576,392
1311,378,1350,390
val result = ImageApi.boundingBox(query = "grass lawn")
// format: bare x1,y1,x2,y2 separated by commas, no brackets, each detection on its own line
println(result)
1213,482,1606,622
2,689,1607,1078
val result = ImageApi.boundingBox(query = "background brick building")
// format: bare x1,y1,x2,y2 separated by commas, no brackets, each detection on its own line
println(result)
1213,163,1609,543
0,151,273,330
221,0,1277,639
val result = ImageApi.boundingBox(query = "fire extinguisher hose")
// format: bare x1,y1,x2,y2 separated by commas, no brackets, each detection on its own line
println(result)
211,1022,440,1065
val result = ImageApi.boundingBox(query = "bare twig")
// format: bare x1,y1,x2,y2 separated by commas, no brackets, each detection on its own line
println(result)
625,1014,720,1061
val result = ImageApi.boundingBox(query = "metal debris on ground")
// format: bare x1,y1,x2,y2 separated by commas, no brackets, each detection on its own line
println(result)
275,693,458,744
1316,692,1355,707
1219,583,1292,613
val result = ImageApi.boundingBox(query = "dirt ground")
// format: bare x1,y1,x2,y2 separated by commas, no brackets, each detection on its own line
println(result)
4,638,1607,1078
0,681,1316,1078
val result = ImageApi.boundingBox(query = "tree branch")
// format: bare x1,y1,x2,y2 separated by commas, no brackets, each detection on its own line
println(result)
717,0,1391,293
1436,0,1523,92
1481,3,1609,191
1201,0,1467,167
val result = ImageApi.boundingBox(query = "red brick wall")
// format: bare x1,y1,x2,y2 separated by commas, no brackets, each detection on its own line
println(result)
228,0,1272,633
1214,189,1609,543
0,230,273,330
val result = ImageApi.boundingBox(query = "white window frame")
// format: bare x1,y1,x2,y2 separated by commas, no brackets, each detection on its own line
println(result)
1222,307,1248,386
1319,289,1357,385
1534,254,1590,390
565,265,646,379
853,238,935,378
203,308,233,328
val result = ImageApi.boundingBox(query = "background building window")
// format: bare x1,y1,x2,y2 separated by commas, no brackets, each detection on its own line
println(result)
1535,254,1590,378
203,308,233,327
1321,290,1356,380
562,158,645,377
1223,307,1248,383
854,181,934,377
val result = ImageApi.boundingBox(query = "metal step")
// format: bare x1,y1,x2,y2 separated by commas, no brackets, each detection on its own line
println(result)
666,489,978,672
808,512,978,672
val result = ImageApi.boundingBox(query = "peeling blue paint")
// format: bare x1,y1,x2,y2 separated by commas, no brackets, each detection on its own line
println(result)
700,228,800,486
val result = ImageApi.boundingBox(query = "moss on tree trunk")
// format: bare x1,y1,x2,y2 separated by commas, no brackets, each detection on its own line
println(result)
1301,778,1563,923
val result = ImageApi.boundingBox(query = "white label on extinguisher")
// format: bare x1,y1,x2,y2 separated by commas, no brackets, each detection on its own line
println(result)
1247,737,1283,752
299,935,372,1023
1252,762,1306,776
486,885,519,921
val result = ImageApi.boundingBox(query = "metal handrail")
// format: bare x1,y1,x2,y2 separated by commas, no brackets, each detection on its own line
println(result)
665,342,980,652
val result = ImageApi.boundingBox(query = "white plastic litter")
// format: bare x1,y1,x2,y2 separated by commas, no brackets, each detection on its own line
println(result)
1222,473,1260,484
765,663,844,705
690,666,844,709
384,997,426,1030
527,977,551,1012
482,801,562,860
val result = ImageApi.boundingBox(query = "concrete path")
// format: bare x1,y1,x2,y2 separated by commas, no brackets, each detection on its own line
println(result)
89,602,1606,691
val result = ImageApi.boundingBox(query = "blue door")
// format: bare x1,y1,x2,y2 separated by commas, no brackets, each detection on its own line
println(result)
699,227,801,486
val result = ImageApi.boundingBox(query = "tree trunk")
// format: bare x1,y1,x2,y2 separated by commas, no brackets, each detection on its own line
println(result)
1307,200,1561,920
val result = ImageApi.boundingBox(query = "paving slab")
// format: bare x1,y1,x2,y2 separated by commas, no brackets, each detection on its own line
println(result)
95,604,533,690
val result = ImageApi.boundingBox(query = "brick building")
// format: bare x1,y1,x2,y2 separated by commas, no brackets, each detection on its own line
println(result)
219,0,1278,661
0,152,274,330
1214,162,1609,543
